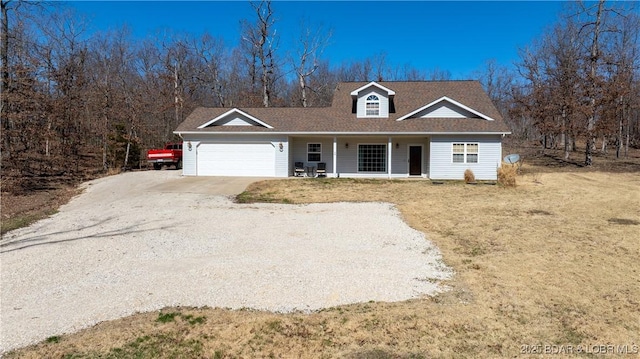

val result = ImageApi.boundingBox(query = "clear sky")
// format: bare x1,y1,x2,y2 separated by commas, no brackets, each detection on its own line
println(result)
68,1,566,79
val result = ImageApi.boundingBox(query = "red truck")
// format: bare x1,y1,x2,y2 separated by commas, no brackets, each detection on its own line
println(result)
147,142,183,170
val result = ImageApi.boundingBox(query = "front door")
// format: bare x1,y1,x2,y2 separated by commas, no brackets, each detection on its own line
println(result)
409,146,422,176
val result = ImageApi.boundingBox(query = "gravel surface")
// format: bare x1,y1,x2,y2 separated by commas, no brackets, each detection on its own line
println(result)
0,171,452,354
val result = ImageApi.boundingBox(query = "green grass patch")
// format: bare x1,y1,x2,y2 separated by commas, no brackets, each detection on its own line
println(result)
156,311,206,326
235,191,292,204
1,210,58,235
46,336,61,344
155,312,179,323
105,333,204,358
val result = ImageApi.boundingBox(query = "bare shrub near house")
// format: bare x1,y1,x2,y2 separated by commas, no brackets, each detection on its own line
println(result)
463,169,475,183
497,164,517,187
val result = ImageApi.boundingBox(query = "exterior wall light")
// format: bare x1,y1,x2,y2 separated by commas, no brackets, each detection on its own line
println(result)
396,143,399,149
345,142,349,149
279,142,284,152
187,141,193,151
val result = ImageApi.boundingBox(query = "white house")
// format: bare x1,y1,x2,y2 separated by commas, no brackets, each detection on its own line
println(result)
174,81,511,180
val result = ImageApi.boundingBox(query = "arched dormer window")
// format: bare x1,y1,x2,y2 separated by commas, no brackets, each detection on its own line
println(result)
365,95,380,116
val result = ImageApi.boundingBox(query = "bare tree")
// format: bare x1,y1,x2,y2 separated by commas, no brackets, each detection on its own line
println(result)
242,0,279,107
290,19,330,107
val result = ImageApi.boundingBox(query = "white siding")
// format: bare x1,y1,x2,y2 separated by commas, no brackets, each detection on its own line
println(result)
327,136,429,178
391,138,429,176
429,135,502,180
180,134,288,177
222,116,255,126
418,102,475,118
290,137,334,175
206,113,264,127
182,140,197,176
356,88,389,118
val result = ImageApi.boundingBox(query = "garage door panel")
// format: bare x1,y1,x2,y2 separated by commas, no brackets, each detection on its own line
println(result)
197,143,275,177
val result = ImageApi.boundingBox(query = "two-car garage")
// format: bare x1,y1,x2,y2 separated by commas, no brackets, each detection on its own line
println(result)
196,142,277,177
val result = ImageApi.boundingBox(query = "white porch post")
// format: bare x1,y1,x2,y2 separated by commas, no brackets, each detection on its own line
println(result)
388,137,392,179
333,136,337,178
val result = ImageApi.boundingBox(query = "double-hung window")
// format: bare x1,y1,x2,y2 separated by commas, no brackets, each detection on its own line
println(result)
307,143,321,162
365,95,380,116
452,143,478,163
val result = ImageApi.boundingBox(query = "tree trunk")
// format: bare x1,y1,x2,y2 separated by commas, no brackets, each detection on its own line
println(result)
616,97,623,158
1,0,11,156
299,73,307,108
585,0,605,166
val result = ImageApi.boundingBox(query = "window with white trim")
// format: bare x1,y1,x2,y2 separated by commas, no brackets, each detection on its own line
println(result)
452,143,479,163
358,144,386,172
307,143,321,162
365,95,380,116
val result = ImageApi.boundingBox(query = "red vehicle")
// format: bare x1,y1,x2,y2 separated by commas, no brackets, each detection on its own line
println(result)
147,142,183,170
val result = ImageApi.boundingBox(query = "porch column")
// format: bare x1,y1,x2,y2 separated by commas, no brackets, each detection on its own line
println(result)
388,137,392,179
333,136,337,178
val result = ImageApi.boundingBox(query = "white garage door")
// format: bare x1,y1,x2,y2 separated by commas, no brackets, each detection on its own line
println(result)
197,142,275,177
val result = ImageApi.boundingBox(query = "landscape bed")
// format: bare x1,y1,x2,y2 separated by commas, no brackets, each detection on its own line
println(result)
2,158,639,358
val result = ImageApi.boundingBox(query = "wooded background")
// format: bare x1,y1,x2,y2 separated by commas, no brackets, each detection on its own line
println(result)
1,0,639,192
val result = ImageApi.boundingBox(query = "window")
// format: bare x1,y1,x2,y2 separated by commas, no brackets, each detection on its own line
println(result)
466,143,478,163
452,143,465,163
452,143,479,163
358,144,386,172
365,95,380,116
308,143,321,162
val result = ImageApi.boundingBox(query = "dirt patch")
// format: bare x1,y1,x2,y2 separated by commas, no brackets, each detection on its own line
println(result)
1,186,81,236
607,218,640,225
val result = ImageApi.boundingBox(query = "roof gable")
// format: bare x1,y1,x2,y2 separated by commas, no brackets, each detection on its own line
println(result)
396,96,497,122
349,81,396,96
197,108,274,129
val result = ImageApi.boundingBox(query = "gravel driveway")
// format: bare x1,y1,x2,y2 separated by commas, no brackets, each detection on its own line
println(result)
0,171,452,354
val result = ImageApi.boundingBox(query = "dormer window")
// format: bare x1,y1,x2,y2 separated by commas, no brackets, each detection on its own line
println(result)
366,95,380,116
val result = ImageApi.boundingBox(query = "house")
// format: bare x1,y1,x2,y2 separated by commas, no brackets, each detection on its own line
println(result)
174,81,511,180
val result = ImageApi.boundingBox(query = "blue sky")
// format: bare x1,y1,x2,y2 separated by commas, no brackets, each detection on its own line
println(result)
69,1,565,79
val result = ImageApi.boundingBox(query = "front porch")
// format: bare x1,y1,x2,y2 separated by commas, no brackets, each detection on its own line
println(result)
288,136,430,178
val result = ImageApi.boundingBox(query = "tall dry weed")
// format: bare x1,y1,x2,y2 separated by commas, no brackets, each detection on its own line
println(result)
497,164,517,187
463,169,475,183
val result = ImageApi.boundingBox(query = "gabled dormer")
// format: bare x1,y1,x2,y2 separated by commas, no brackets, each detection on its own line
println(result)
350,82,396,118
197,108,274,129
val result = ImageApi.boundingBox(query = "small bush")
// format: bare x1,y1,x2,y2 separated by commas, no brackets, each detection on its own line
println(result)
498,164,517,187
463,169,475,183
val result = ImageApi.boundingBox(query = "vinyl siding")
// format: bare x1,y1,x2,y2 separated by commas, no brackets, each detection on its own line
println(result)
181,134,288,177
302,136,429,178
429,135,502,180
391,139,429,176
418,102,475,118
290,137,335,175
356,88,389,118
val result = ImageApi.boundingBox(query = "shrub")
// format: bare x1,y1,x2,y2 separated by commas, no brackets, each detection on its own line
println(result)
497,164,517,187
463,169,475,183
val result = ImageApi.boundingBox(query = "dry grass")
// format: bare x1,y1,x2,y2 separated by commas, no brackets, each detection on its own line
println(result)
5,169,640,358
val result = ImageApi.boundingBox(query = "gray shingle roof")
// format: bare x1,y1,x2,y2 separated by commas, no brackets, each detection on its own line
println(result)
175,81,511,134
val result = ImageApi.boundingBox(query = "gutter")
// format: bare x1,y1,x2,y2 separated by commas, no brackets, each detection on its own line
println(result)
174,131,512,136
